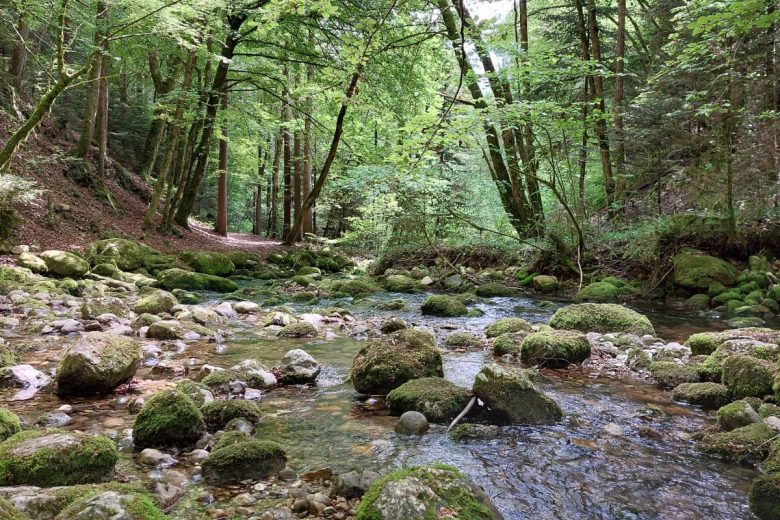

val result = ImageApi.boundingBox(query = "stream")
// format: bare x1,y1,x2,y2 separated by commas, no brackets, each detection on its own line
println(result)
0,284,764,520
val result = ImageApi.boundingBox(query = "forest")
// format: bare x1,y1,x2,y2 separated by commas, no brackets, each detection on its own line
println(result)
0,0,779,519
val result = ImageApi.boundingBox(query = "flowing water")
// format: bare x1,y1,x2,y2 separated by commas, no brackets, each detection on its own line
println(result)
0,285,765,519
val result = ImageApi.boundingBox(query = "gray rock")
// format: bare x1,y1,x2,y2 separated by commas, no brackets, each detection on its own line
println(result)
395,411,429,436
274,349,321,384
472,363,562,425
138,448,176,467
55,332,141,395
330,469,381,499
0,365,51,400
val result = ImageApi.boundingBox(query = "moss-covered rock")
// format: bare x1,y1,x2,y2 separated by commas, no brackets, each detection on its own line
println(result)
716,400,760,431
54,490,165,520
0,345,18,369
448,423,501,442
386,378,472,423
200,363,277,392
180,251,235,276
146,319,213,340
224,251,260,270
133,289,177,315
354,465,498,520
0,408,21,442
472,363,562,424
549,303,655,336
336,279,380,297
574,282,621,302
80,297,130,319
750,473,780,520
214,430,251,451
132,389,205,448
475,282,514,297
485,317,532,338
384,275,418,293
277,322,318,338
172,288,198,304
672,251,738,290
721,354,775,398
17,252,48,274
648,361,700,389
40,251,89,278
175,380,212,407
350,329,443,395
491,332,526,356
444,332,481,348
520,330,590,369
686,294,711,310
698,423,774,464
420,295,468,317
201,440,287,485
56,332,142,396
201,400,263,430
670,382,731,409
156,268,237,293
86,239,157,271
0,429,117,487
532,275,558,293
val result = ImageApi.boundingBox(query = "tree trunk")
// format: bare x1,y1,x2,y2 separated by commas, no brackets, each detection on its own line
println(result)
574,0,590,219
74,2,107,159
282,66,292,237
95,50,110,178
9,17,29,95
174,14,247,229
614,0,627,213
269,130,281,238
302,106,314,235
215,93,229,236
293,125,303,238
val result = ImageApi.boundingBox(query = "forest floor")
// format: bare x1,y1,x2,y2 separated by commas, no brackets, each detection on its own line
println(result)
2,116,286,256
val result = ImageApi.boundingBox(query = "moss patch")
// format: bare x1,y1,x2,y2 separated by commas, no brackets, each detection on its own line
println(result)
548,303,655,336
0,407,21,441
485,317,532,338
698,423,774,464
420,295,468,317
201,400,263,430
386,378,472,423
520,330,591,368
156,268,237,293
649,361,700,389
670,382,731,409
201,440,287,485
721,354,775,399
132,389,205,448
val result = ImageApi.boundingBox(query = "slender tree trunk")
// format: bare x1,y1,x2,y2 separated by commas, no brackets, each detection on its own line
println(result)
614,0,627,214
302,104,314,235
74,1,107,159
269,130,281,238
282,66,292,237
95,50,110,178
9,17,29,95
174,14,247,228
293,126,303,238
586,0,616,217
574,0,590,219
215,93,229,236
253,140,267,235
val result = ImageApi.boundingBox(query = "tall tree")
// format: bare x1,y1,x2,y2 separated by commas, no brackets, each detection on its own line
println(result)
215,93,229,236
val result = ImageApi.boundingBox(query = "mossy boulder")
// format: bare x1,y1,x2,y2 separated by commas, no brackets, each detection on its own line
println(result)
472,363,562,424
520,330,591,368
17,252,48,274
277,322,318,338
225,251,260,269
485,317,532,338
574,282,621,302
175,380,212,407
449,423,501,442
56,332,142,396
146,320,212,340
132,389,205,448
420,295,468,317
0,497,23,519
750,473,780,520
670,382,731,409
180,251,235,276
354,465,499,520
532,275,558,293
492,332,526,356
201,362,277,392
0,345,18,369
444,332,481,348
40,251,89,278
54,490,166,520
201,440,287,485
133,289,177,315
172,288,198,304
80,297,130,319
716,400,760,431
86,238,157,271
672,251,738,290
548,303,655,336
156,268,237,293
201,400,263,430
0,408,21,441
350,329,443,395
386,378,472,423
214,430,251,451
686,294,711,310
648,361,699,389
336,279,380,296
384,275,418,293
475,282,514,297
698,423,774,464
721,354,775,398
0,429,117,487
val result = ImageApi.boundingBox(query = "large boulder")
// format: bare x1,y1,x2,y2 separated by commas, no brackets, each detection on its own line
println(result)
274,349,321,384
354,465,501,520
386,378,472,423
686,328,780,356
56,332,142,396
180,251,235,277
472,363,562,424
201,440,287,485
485,318,532,338
548,303,655,336
384,275,418,293
716,400,760,431
574,282,621,302
698,423,774,464
670,382,731,409
201,360,277,392
649,361,699,389
86,239,157,271
721,354,775,398
331,469,381,499
55,490,166,520
0,430,117,487
532,275,558,293
132,389,205,448
39,251,89,278
673,251,738,290
520,330,590,368
420,295,468,317
17,252,47,274
351,330,443,394
80,297,130,319
133,289,177,315
750,473,780,520
156,268,237,293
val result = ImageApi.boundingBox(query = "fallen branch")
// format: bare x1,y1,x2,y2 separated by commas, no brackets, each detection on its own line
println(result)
445,395,477,434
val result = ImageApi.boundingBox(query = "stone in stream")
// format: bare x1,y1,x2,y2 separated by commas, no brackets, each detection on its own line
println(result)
330,469,381,499
716,400,761,431
201,440,287,485
386,377,472,423
0,429,118,487
80,297,130,320
720,354,775,399
485,317,532,338
379,317,407,334
350,329,443,395
395,411,429,436
133,289,178,315
233,301,259,314
55,490,166,519
277,322,318,338
698,422,775,464
472,363,562,425
420,295,468,317
0,408,20,442
156,268,237,293
0,365,51,401
132,389,205,448
548,303,655,336
354,464,502,520
750,473,780,520
39,251,89,278
201,400,263,430
180,251,236,277
670,382,731,409
520,330,591,368
55,332,141,396
274,349,321,384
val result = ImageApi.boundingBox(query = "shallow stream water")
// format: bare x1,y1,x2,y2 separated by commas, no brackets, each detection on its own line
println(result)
0,286,766,519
